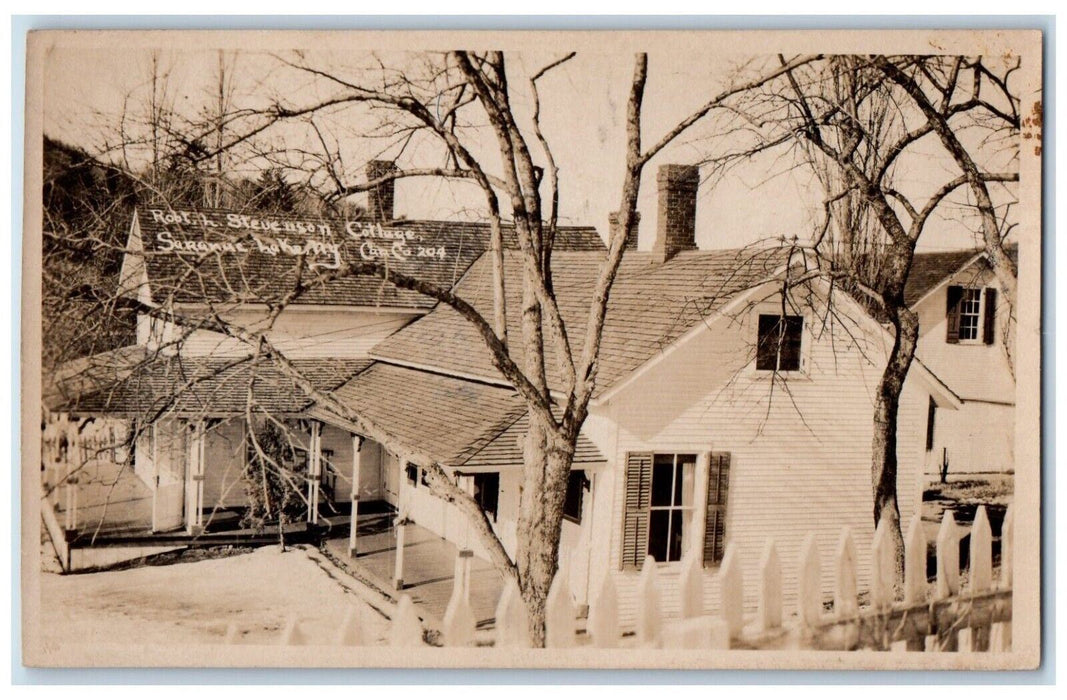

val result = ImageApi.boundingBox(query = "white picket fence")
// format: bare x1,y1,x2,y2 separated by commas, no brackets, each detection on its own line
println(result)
255,505,1012,651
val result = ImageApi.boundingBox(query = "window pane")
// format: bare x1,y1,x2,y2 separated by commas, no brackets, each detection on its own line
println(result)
648,509,671,562
756,314,780,370
780,316,803,371
679,455,696,507
651,455,676,507
668,509,685,562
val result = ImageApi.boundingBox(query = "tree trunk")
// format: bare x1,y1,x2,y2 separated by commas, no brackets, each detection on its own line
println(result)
871,306,918,581
514,410,574,647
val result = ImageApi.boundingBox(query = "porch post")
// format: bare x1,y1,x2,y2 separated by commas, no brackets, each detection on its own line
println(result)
196,420,205,531
150,422,160,532
394,512,408,590
307,421,322,524
349,434,364,557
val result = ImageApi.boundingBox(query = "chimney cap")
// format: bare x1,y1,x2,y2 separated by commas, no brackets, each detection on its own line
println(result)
656,163,700,187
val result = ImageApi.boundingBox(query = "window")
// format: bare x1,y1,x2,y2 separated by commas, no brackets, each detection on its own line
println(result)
472,472,499,521
563,470,587,523
405,463,418,486
957,288,983,341
756,314,804,371
648,454,697,562
622,452,731,569
947,286,997,344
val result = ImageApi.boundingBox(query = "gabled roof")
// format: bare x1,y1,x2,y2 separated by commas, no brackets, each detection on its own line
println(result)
128,207,605,309
48,352,371,417
307,362,605,468
905,245,1018,307
370,246,794,397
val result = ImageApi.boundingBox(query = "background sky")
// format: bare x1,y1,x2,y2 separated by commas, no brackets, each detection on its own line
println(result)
42,45,1014,252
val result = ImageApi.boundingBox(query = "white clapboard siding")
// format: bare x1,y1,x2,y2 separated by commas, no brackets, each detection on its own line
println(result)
600,297,927,628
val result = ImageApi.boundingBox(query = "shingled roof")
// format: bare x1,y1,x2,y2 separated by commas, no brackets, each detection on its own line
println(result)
48,351,371,418
370,246,793,397
127,207,605,309
905,245,1018,307
307,362,604,468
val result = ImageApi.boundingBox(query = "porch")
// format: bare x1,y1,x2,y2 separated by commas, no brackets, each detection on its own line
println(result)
322,514,506,633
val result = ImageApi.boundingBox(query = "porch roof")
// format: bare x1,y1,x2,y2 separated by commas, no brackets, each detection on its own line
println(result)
309,362,606,469
47,350,371,419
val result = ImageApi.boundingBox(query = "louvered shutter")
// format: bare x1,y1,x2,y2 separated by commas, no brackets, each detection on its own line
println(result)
621,452,652,570
946,285,963,344
703,452,731,566
983,287,998,345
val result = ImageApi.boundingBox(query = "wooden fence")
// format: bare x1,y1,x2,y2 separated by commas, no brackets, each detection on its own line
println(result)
256,505,1012,651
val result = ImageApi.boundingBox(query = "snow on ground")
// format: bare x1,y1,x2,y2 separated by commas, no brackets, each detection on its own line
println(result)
39,545,390,647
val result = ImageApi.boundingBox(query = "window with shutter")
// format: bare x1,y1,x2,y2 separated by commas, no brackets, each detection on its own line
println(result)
621,452,652,570
983,287,998,345
946,285,963,343
703,452,731,566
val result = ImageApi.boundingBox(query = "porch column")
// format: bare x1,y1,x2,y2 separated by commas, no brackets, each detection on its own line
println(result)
307,421,322,524
192,421,205,533
150,422,160,532
394,511,410,590
349,434,364,556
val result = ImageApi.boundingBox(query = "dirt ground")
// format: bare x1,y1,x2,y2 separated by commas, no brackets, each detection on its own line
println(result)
37,545,391,648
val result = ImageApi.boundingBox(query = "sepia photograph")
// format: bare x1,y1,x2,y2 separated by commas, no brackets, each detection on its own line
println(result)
18,27,1044,670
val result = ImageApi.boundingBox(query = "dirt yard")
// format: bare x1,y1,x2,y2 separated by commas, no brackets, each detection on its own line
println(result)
37,545,391,648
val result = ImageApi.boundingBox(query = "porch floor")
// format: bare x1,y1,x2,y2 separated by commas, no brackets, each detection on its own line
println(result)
323,518,505,633
48,459,154,536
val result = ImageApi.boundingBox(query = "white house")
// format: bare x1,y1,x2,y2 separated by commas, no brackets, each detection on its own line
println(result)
306,165,962,625
905,247,1018,476
45,162,971,627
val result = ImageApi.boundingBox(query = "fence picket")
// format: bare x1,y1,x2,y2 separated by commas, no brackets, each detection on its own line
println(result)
903,513,926,606
390,594,424,647
1000,505,1013,589
494,578,531,648
636,555,663,647
969,505,993,595
718,543,743,638
990,622,1012,652
587,572,619,648
442,553,476,646
870,518,895,609
678,551,704,620
797,534,822,628
280,615,308,645
335,606,365,646
957,628,973,652
936,510,960,599
545,560,576,648
834,527,858,619
757,539,782,631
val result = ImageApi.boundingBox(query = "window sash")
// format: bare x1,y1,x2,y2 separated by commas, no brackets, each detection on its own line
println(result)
647,454,696,563
958,288,983,341
756,314,804,371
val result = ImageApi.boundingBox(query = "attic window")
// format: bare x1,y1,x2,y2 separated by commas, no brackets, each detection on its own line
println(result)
756,314,804,372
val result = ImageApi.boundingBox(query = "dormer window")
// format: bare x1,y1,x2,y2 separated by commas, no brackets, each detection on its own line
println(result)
756,314,804,372
946,286,997,344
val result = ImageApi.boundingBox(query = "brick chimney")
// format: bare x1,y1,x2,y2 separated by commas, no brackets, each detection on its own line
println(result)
608,211,640,249
652,164,700,263
366,160,398,221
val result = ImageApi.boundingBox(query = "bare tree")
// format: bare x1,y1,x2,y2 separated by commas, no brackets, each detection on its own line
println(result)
702,54,1020,574
55,49,821,644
